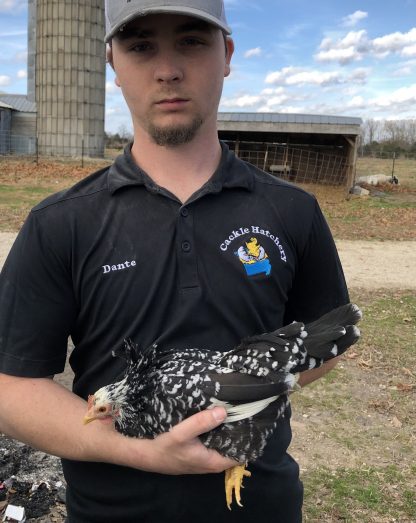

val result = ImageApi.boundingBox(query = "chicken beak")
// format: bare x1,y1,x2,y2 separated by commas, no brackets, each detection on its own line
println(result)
83,413,97,425
83,394,97,424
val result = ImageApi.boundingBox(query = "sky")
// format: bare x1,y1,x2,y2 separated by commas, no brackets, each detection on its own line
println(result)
0,0,415,134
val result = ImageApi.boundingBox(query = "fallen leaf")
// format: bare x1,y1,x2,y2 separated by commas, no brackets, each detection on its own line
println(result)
391,416,402,428
346,351,359,359
396,383,415,392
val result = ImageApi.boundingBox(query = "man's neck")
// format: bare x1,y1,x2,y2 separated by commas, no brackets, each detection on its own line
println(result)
130,127,222,204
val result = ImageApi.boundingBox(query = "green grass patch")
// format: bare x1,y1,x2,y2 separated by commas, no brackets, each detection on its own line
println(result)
0,184,56,206
303,465,416,522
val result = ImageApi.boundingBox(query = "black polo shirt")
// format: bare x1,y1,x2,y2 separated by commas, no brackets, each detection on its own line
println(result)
0,142,348,522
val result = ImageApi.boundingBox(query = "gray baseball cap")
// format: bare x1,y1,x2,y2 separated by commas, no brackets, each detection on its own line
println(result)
104,0,232,42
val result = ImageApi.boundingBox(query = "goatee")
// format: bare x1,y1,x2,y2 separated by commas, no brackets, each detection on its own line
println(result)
148,117,203,147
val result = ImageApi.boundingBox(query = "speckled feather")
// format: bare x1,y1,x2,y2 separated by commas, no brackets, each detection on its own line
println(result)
92,303,361,463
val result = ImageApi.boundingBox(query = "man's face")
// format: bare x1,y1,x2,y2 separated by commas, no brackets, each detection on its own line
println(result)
108,14,234,147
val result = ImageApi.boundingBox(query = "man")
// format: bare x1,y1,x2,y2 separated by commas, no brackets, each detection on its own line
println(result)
0,1,349,521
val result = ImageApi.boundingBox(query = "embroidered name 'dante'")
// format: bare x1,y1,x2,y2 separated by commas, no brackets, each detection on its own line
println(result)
102,260,137,274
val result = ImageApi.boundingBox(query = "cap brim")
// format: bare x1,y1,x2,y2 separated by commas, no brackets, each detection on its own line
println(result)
105,6,232,42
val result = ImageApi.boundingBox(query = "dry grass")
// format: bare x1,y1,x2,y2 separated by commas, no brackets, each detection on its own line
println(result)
0,156,415,240
356,156,416,189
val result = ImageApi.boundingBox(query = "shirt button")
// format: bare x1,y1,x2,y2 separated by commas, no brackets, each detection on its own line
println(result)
182,241,191,252
180,207,189,217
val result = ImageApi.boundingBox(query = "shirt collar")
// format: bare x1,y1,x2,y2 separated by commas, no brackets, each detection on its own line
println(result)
107,141,254,195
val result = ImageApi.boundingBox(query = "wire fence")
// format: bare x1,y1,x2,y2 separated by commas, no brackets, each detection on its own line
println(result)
0,130,115,166
0,131,37,156
358,148,416,160
1,132,353,184
229,142,351,185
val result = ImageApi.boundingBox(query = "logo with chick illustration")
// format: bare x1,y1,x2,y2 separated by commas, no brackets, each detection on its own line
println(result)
235,237,272,277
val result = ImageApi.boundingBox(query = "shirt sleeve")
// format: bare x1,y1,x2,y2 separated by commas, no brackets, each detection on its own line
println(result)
0,211,77,377
283,198,349,324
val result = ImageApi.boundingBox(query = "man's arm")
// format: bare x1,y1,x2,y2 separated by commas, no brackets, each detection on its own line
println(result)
0,373,235,475
297,355,341,388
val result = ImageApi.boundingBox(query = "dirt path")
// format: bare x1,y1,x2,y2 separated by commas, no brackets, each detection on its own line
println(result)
335,239,416,290
1,233,415,289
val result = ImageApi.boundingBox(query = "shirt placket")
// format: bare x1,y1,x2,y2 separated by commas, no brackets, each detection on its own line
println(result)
176,205,199,290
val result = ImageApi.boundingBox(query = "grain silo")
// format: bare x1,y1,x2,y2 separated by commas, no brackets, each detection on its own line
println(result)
28,0,106,157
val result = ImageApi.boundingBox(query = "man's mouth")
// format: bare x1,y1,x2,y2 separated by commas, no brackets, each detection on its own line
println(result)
155,98,190,107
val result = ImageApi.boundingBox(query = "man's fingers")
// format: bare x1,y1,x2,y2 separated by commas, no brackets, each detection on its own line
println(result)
170,407,227,442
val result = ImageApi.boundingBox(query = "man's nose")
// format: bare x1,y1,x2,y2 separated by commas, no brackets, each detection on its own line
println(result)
153,55,184,83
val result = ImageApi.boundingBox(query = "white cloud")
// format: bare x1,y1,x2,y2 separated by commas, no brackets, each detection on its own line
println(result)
393,66,413,76
344,84,416,114
264,66,361,87
342,10,368,28
375,84,416,108
372,28,416,57
0,30,26,37
260,87,285,96
402,43,416,57
348,67,371,83
346,95,366,109
392,60,415,76
287,70,341,86
106,81,119,94
0,75,11,86
14,50,27,62
16,69,26,79
315,30,369,64
221,94,262,108
244,47,262,58
315,46,360,64
0,0,26,12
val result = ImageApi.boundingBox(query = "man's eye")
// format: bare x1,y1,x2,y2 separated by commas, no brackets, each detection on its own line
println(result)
130,42,153,53
181,37,205,47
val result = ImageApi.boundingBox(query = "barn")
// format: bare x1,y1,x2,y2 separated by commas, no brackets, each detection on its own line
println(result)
217,112,362,186
0,94,37,155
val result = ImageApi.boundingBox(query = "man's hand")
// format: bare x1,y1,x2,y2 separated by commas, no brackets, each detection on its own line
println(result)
111,408,237,475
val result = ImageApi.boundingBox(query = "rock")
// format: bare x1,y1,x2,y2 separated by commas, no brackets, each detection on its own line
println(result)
350,185,370,196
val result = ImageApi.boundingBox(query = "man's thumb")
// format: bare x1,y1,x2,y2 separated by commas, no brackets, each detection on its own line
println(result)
171,407,227,441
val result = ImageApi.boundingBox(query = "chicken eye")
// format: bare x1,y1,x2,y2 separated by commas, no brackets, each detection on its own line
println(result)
98,406,107,413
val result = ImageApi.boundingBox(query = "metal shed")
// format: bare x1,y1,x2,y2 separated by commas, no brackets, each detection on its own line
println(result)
0,94,37,155
217,112,362,186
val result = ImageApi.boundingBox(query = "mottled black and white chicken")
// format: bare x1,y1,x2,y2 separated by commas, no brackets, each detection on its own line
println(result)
84,303,361,508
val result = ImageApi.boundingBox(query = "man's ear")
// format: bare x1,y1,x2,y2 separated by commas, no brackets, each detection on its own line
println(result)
106,45,121,87
106,45,114,69
224,37,234,78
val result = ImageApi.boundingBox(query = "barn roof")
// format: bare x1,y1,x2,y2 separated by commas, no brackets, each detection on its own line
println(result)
218,112,362,126
0,101,13,110
217,112,362,137
0,94,36,113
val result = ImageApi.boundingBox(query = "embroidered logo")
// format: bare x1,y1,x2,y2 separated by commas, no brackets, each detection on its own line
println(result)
235,237,272,277
220,226,287,263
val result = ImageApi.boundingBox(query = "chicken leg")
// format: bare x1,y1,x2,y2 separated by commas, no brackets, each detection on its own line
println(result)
225,464,251,509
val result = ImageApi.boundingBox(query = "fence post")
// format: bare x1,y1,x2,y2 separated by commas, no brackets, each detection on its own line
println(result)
81,138,84,168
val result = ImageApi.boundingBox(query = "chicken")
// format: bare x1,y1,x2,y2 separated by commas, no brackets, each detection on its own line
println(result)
84,303,362,509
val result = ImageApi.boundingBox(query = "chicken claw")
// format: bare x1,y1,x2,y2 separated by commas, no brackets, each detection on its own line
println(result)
225,464,251,509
